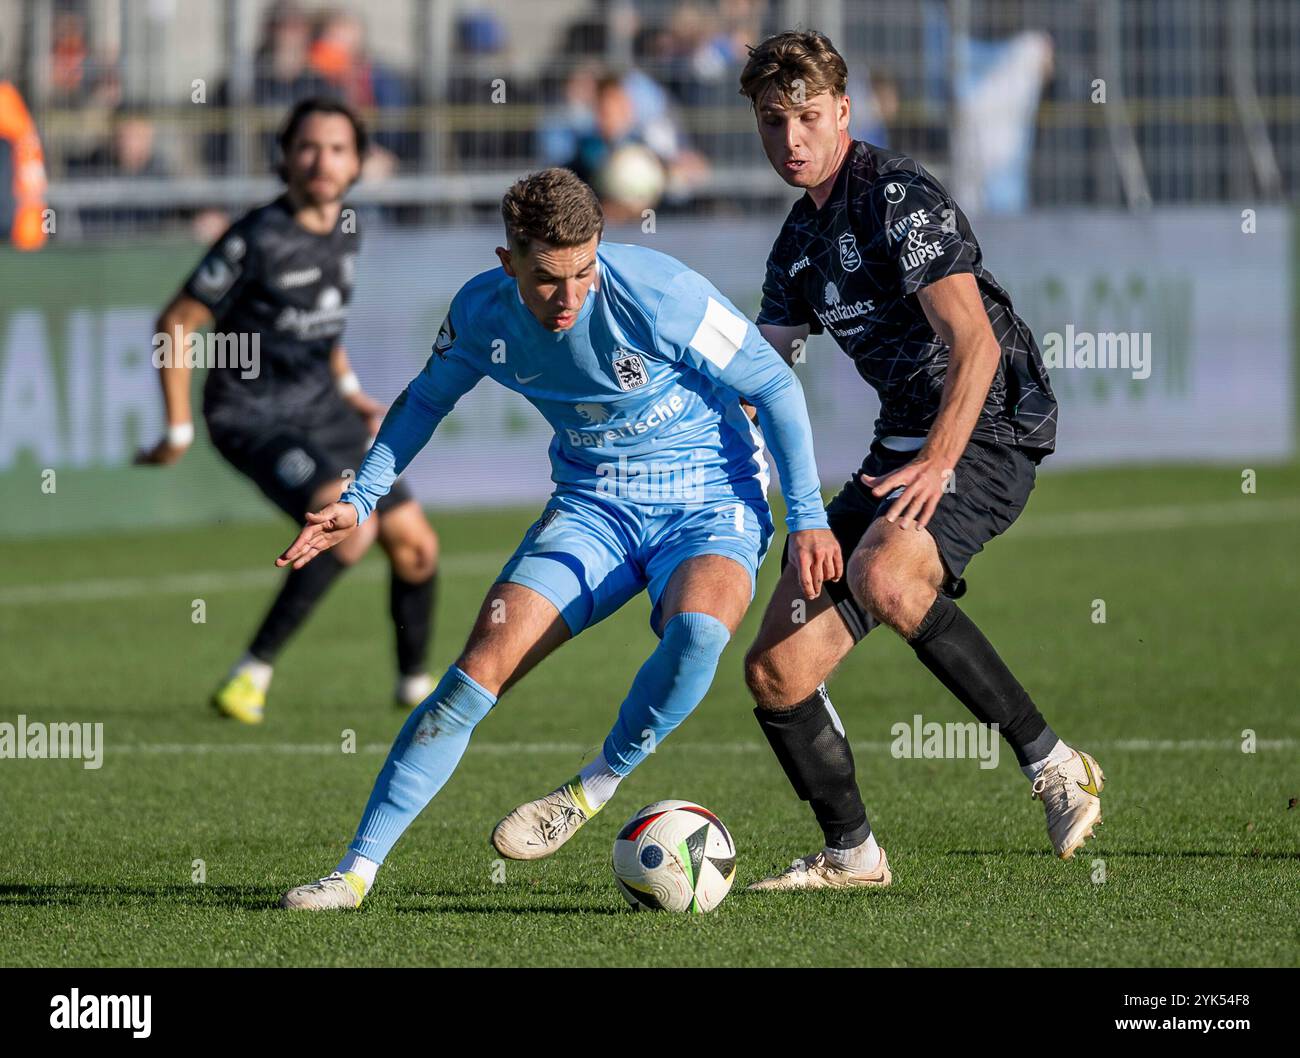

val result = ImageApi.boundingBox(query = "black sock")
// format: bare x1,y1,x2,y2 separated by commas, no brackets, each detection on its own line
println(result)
754,685,872,850
248,551,345,663
909,594,1057,766
390,568,437,676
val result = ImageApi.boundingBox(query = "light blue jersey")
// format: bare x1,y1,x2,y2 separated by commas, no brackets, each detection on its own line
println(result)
341,241,827,536
333,243,834,870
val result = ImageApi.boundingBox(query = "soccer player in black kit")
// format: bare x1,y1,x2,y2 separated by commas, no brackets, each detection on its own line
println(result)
736,32,1105,890
137,99,439,723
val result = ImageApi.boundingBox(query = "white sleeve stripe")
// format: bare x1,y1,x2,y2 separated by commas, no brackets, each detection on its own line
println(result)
688,295,747,371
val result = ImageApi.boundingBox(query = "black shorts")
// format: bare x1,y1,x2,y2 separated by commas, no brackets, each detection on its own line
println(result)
780,438,1036,641
207,404,413,523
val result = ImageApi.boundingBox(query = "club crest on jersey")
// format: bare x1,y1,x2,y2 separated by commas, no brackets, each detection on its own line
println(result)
837,231,862,272
432,315,456,358
612,351,649,391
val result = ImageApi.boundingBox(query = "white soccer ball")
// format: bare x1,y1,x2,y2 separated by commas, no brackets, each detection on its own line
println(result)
597,144,667,212
611,799,737,913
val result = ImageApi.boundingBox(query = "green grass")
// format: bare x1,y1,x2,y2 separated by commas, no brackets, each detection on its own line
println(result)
1,462,1297,966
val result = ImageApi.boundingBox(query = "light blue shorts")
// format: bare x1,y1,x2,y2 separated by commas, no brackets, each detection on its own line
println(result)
497,489,774,637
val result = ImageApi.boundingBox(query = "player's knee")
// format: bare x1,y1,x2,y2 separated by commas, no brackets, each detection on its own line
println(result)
849,549,906,626
392,526,438,581
663,611,730,663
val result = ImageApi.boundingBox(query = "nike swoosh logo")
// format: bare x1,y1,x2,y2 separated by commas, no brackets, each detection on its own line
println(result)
515,372,543,384
1076,755,1101,797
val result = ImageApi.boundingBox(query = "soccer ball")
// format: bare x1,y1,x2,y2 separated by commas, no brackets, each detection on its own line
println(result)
611,800,737,913
597,144,667,212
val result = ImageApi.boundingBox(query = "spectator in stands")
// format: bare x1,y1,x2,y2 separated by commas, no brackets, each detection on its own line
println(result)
850,69,901,148
203,1,327,174
923,0,1053,214
49,9,90,105
67,105,171,232
68,104,169,179
565,74,708,219
308,9,417,169
254,0,326,107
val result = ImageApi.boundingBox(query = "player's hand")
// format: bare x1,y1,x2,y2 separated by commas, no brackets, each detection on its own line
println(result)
862,455,952,531
787,527,843,600
133,439,188,465
276,501,359,570
347,391,386,438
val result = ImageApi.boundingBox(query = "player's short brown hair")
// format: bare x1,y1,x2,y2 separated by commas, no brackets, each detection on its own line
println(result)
501,168,604,255
739,30,849,109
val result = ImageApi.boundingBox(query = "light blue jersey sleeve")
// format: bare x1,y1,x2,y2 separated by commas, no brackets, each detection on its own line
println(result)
652,270,829,533
339,306,485,524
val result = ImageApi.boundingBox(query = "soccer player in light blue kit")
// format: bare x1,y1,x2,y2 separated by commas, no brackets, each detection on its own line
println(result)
278,169,840,910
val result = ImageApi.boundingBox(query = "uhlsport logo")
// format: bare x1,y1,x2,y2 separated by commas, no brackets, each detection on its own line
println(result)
883,180,907,204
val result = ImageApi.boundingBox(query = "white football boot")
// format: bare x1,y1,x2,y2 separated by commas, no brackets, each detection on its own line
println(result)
748,847,892,892
491,776,602,860
1032,749,1105,859
280,871,366,910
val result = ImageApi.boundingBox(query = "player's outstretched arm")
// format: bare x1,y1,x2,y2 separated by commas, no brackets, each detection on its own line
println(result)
135,294,213,465
332,307,486,527
276,501,359,570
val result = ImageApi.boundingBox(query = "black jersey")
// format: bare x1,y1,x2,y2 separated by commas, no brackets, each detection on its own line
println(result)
182,195,359,428
758,141,1057,458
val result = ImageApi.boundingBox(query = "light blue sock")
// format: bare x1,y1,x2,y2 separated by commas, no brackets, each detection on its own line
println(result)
602,611,731,775
349,665,496,864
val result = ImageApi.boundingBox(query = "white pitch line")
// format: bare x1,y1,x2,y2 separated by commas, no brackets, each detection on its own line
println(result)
0,553,508,606
1,497,1297,608
95,737,1296,756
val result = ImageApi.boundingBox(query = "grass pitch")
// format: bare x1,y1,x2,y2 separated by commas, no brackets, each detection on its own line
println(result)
1,462,1297,967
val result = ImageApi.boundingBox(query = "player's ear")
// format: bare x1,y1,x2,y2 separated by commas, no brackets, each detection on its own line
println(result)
837,92,851,130
495,245,517,277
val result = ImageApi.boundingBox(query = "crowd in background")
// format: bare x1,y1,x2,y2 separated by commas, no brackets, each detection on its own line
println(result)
10,0,1287,246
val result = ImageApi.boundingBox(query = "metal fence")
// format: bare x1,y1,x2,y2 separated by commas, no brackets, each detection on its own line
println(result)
3,0,1296,239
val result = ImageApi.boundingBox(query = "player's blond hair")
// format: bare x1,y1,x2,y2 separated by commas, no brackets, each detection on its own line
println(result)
501,168,604,255
739,30,849,109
